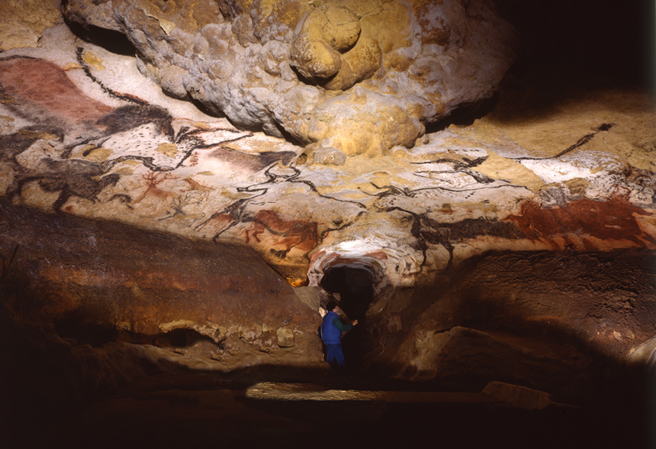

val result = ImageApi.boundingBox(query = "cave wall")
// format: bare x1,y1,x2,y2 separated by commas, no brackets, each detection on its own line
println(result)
364,249,656,399
0,202,323,369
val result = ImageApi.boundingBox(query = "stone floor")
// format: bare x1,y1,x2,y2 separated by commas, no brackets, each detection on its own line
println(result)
7,368,651,449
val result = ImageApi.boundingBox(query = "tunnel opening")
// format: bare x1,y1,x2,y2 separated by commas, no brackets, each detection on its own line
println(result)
320,265,375,320
319,264,376,372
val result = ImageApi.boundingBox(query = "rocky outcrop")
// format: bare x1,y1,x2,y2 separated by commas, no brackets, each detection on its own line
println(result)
0,0,62,51
62,0,517,158
362,249,656,398
0,203,324,370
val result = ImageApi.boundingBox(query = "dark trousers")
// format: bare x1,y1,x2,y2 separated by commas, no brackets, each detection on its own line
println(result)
325,343,346,368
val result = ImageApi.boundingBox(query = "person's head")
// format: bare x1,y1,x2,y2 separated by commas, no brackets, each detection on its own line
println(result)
326,301,339,313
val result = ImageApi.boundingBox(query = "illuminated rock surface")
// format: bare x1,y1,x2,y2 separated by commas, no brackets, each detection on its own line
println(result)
61,0,517,157
0,1,654,447
0,0,61,51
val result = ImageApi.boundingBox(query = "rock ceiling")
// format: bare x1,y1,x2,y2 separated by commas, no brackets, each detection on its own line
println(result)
0,0,655,401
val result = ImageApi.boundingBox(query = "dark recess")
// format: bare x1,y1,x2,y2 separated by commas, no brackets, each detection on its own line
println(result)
65,19,137,57
320,265,376,370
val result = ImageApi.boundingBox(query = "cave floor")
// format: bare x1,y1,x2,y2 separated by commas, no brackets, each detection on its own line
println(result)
10,368,650,449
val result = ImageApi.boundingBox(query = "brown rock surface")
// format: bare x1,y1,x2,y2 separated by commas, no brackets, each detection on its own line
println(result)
0,0,62,51
364,249,656,397
0,203,323,369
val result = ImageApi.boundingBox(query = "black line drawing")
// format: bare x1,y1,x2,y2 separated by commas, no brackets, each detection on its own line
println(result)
196,164,367,259
511,123,615,161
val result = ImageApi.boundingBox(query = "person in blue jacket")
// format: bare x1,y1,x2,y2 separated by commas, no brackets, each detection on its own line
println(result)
321,301,358,370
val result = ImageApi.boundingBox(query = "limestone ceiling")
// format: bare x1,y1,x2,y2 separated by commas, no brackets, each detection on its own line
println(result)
60,0,517,158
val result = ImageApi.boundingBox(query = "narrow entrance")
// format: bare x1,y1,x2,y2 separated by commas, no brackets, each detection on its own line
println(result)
320,264,375,371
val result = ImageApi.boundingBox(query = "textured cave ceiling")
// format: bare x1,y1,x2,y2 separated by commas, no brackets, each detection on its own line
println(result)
0,1,655,446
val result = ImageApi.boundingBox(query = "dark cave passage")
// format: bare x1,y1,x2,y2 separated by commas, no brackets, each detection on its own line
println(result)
320,265,375,320
320,264,376,371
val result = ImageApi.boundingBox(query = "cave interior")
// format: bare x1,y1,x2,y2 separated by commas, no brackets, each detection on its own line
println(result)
1,0,655,448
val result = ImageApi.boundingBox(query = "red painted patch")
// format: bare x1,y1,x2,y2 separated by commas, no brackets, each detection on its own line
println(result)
0,58,113,127
134,172,178,203
243,210,318,256
196,213,234,232
310,250,327,266
365,251,388,260
505,196,655,250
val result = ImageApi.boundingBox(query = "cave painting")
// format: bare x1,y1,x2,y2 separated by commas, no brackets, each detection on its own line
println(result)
0,56,114,130
197,205,322,260
195,163,365,265
243,210,319,260
0,55,261,216
1,44,655,287
506,195,656,251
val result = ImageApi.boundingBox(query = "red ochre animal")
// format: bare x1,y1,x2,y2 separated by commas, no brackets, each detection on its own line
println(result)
505,196,655,251
0,56,175,211
243,210,319,259
0,56,173,140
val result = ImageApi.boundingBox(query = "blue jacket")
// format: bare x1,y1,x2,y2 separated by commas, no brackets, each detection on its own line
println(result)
321,311,352,344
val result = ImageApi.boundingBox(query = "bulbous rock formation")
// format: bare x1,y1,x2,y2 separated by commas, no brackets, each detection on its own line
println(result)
62,0,517,159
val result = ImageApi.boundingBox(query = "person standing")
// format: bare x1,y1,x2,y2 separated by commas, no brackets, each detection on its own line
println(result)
321,301,358,371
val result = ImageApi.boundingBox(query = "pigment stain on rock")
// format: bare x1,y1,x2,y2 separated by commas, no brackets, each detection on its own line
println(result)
506,196,656,251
